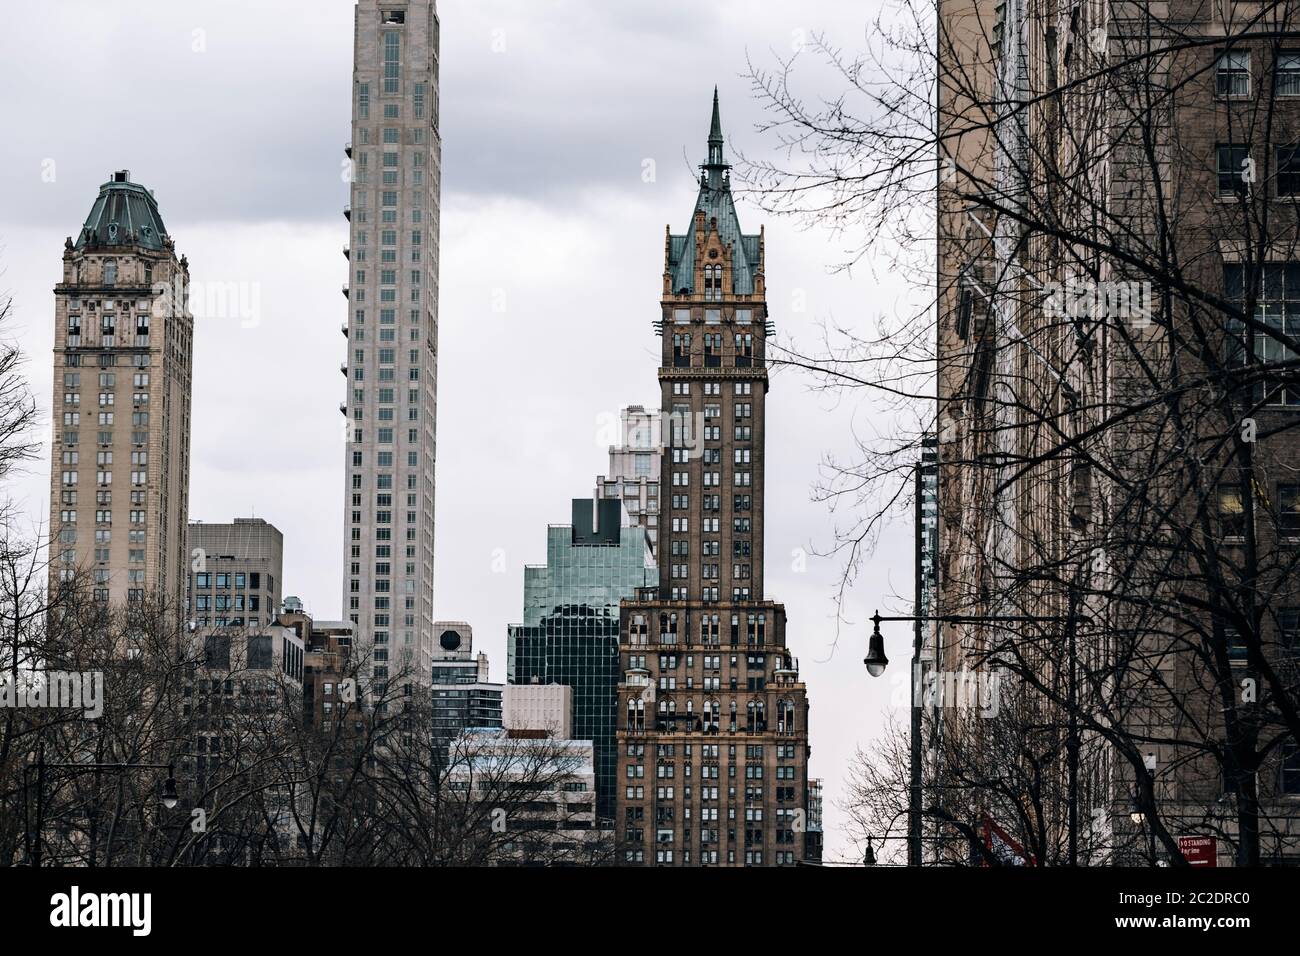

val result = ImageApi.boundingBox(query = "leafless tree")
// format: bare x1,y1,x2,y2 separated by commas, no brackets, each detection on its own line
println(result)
739,0,1300,864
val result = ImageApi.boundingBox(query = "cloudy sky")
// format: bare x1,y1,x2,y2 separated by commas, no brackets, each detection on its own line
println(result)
0,0,920,863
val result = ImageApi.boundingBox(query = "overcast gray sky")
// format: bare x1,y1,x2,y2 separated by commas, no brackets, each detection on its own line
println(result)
0,0,920,864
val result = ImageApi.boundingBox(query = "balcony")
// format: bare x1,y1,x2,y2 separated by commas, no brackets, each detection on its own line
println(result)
339,402,347,416
344,142,352,158
342,245,350,260
340,323,349,338
339,363,347,376
343,204,351,221
341,285,349,299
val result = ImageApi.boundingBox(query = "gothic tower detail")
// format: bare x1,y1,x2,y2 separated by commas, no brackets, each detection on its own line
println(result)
615,91,812,867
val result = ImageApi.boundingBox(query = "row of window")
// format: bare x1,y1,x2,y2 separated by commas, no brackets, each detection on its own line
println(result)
669,308,757,325
668,540,751,557
192,571,271,591
670,333,756,367
60,412,150,427
623,849,799,865
1217,482,1300,537
1215,143,1300,197
670,381,754,397
1214,49,1300,98
624,697,798,734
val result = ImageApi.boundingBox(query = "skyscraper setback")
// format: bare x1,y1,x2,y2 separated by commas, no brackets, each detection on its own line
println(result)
615,92,812,867
341,1,442,688
50,171,193,614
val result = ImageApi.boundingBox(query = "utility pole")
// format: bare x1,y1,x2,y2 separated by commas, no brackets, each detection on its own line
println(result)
909,461,923,866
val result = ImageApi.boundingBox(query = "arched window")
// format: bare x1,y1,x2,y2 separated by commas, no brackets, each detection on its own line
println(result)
777,698,795,735
704,698,719,732
672,333,690,367
660,612,678,645
747,699,765,733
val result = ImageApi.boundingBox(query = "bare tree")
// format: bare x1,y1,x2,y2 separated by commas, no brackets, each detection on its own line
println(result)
740,0,1300,864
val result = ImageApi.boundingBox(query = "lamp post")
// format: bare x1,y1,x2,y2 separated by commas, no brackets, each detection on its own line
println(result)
866,606,1087,866
858,460,927,864
23,756,179,867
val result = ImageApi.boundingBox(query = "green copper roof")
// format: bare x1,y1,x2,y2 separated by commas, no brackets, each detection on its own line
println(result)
74,171,169,252
668,89,761,296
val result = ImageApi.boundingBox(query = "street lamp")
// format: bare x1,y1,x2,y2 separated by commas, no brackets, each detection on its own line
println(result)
866,605,1089,865
24,756,181,866
161,769,179,810
863,614,889,677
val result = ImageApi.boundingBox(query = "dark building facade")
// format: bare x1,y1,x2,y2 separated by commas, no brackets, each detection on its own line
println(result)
615,92,812,866
508,499,656,823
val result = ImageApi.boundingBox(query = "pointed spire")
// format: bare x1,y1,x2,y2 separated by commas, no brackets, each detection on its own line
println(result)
704,87,728,184
708,86,723,147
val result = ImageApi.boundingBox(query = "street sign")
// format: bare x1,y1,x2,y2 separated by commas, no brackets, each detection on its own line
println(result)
1178,835,1217,866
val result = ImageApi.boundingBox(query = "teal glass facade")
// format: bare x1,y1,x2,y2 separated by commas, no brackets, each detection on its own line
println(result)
508,500,656,822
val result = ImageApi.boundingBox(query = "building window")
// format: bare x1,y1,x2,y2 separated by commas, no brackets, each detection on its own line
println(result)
1217,144,1250,196
703,333,722,367
1215,50,1250,97
1279,484,1300,536
1277,145,1300,196
1282,743,1300,795
735,333,752,367
383,31,401,95
1224,262,1300,405
672,333,691,367
1279,608,1300,651
1217,484,1247,538
1279,52,1300,96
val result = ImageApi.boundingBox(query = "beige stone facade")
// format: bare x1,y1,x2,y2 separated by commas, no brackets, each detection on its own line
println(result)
49,170,192,618
341,0,442,691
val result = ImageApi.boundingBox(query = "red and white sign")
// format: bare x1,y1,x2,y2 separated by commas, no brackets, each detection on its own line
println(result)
1178,835,1217,866
981,813,1035,866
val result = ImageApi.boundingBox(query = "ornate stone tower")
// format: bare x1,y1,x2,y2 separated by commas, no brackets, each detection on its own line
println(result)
49,170,193,616
615,91,812,866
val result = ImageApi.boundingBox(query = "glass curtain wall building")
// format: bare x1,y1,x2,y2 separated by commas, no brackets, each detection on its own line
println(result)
508,499,657,822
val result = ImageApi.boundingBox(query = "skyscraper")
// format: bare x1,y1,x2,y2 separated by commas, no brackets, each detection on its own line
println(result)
595,405,662,554
508,498,657,822
615,92,812,867
341,1,442,691
50,170,193,615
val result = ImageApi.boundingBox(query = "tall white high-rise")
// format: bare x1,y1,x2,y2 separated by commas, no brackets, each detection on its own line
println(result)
341,1,441,691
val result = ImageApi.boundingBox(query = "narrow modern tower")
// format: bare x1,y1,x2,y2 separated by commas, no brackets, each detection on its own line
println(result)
341,1,442,690
616,92,812,867
50,171,193,616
